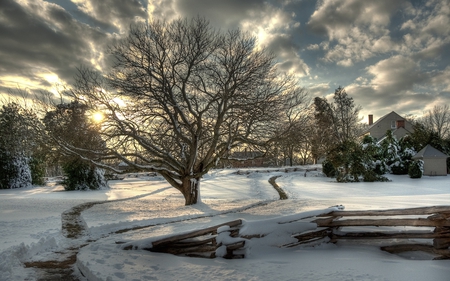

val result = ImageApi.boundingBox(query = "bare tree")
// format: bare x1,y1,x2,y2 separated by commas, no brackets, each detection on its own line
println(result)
65,18,306,205
269,93,310,166
421,105,450,139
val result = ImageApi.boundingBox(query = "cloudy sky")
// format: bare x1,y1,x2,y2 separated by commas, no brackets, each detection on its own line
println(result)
1,0,449,122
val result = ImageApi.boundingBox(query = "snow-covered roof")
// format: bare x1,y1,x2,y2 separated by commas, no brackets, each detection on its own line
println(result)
412,145,448,159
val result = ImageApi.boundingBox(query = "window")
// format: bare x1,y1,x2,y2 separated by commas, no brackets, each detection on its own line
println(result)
391,121,396,129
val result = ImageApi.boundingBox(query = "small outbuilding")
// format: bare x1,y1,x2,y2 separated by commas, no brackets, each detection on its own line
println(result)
412,145,448,176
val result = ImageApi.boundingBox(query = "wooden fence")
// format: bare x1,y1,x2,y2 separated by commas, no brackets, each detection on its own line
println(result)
292,206,450,259
136,219,248,259
127,206,450,260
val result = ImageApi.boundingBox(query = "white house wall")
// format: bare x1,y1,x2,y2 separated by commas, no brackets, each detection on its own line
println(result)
423,158,447,176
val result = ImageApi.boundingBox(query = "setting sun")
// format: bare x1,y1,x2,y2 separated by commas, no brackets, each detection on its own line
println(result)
92,112,104,123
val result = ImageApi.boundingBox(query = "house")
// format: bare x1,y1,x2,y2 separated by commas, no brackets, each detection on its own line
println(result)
412,145,448,176
364,111,414,141
226,151,268,168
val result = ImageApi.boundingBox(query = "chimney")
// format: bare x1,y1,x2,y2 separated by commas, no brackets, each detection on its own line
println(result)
368,114,373,125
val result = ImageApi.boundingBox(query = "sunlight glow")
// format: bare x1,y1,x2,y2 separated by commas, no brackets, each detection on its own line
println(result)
92,111,104,123
42,73,60,84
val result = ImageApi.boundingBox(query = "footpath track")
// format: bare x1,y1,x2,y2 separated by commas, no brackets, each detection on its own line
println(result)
26,176,289,280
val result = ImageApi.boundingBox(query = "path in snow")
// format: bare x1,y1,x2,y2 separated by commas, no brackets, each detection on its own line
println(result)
25,192,159,280
26,175,287,280
268,176,288,200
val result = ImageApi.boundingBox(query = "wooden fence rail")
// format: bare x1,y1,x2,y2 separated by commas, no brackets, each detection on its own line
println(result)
137,219,248,259
292,206,450,259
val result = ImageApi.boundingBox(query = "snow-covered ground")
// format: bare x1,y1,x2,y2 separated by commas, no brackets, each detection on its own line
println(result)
1,167,450,280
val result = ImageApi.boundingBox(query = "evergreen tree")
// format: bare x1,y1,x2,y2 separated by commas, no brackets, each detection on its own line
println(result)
0,103,40,189
380,131,416,175
326,138,388,183
314,86,362,153
408,160,423,179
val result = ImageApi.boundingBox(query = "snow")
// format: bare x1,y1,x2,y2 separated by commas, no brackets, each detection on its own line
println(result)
1,166,450,280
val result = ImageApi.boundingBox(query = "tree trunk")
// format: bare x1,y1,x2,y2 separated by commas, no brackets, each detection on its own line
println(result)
181,177,201,205
289,148,294,167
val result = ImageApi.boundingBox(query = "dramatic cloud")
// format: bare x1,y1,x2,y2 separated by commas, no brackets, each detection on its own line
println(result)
0,0,112,95
308,0,405,66
71,0,146,34
166,0,309,76
0,0,449,121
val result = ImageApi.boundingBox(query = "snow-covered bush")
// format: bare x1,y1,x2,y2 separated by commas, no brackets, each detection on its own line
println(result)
380,132,416,175
0,102,42,189
326,137,388,183
322,159,336,177
62,159,108,190
408,160,423,179
0,152,32,189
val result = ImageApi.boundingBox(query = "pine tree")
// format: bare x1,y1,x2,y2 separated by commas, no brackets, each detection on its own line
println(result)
0,103,38,189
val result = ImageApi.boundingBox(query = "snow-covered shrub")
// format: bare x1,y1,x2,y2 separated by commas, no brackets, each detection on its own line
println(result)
0,152,32,189
62,159,108,191
327,137,389,183
0,102,40,189
408,160,423,179
322,159,336,177
379,132,416,175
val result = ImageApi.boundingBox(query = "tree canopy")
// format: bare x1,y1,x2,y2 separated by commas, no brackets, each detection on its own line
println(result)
313,86,362,156
61,17,307,204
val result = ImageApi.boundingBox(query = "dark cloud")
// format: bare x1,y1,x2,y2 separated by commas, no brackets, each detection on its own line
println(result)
0,0,111,91
72,0,146,33
174,0,265,29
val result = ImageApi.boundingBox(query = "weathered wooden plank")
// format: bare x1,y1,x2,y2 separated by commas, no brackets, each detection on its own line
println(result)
434,227,450,233
185,252,215,259
317,206,450,217
170,236,217,248
428,214,448,221
222,241,247,259
315,218,450,227
151,219,242,248
282,236,328,248
433,238,450,249
313,217,337,226
145,244,216,254
292,228,332,242
226,241,246,251
332,231,450,240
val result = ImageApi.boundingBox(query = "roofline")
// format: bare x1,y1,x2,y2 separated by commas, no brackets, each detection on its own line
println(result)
363,111,412,136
